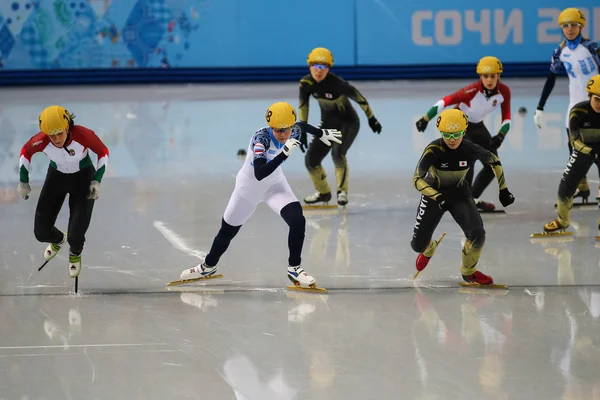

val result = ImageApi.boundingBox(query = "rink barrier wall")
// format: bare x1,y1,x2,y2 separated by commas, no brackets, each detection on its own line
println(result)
0,63,550,86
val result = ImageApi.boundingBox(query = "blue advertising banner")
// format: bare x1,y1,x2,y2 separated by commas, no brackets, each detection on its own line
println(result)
356,1,599,65
0,1,597,83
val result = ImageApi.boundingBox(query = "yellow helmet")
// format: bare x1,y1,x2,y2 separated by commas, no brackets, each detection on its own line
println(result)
476,56,503,75
586,74,600,96
436,109,469,133
265,102,297,129
307,47,334,66
558,8,585,28
39,105,71,136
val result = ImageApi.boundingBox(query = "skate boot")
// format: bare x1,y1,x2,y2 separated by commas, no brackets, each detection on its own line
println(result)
44,232,66,262
337,190,348,206
462,270,494,285
413,232,447,279
180,262,218,281
303,191,332,205
544,219,569,233
416,253,431,272
68,253,81,278
287,266,316,288
475,200,496,212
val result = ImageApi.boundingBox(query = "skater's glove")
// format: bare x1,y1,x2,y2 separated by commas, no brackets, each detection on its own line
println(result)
499,188,515,207
433,194,449,211
319,129,342,146
368,116,382,134
534,109,544,129
17,182,31,200
282,138,302,157
416,117,428,132
490,133,505,150
88,180,100,200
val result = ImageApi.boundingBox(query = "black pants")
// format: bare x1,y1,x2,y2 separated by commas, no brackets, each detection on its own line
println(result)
566,129,600,178
205,202,306,267
34,166,95,255
305,118,360,192
558,149,597,203
411,193,485,254
464,122,498,199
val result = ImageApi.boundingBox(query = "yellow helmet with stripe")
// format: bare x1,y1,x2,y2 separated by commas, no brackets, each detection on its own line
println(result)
586,75,600,96
558,8,585,28
307,47,334,66
265,102,297,129
39,105,71,136
476,56,503,75
436,109,469,133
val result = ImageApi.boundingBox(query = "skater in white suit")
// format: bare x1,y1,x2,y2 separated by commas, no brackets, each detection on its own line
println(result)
179,102,341,288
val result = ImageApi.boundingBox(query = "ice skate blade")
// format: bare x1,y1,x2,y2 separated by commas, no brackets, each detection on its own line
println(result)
302,204,339,210
167,274,224,286
286,284,328,293
458,282,508,289
413,231,446,280
478,209,506,214
530,231,574,238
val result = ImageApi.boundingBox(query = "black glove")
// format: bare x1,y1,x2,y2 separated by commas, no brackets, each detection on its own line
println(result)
490,133,505,150
433,194,449,211
368,116,382,134
499,188,515,207
416,117,429,132
299,131,308,153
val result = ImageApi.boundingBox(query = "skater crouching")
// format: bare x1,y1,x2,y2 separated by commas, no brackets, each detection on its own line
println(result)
411,109,515,285
542,75,600,234
178,102,341,290
18,105,109,279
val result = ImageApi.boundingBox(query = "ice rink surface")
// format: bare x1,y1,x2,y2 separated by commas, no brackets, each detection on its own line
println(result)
1,79,600,399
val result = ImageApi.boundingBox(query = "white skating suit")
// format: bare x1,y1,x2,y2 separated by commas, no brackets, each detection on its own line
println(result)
550,38,600,127
223,125,304,227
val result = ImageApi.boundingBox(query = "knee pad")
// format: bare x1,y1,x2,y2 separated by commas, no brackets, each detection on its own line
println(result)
216,218,241,241
280,202,306,230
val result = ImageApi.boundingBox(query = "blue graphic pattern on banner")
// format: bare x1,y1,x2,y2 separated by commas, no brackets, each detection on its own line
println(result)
0,1,597,71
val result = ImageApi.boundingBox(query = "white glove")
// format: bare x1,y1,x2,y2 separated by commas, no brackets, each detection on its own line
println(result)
282,139,301,157
534,110,543,129
88,180,100,200
17,182,31,200
319,129,342,146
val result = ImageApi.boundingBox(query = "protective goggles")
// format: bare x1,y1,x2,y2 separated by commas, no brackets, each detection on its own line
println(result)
561,23,581,28
440,130,465,140
310,64,330,70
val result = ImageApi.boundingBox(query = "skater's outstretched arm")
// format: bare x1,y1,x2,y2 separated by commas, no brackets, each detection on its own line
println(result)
536,45,563,112
469,141,507,190
338,77,382,133
74,126,110,183
416,83,479,132
19,132,48,184
298,78,312,123
412,144,443,200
